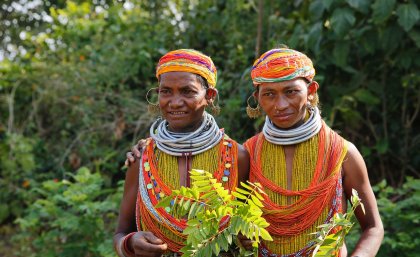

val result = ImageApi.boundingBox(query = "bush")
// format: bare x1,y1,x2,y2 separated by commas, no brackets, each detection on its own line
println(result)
14,167,123,257
345,177,420,257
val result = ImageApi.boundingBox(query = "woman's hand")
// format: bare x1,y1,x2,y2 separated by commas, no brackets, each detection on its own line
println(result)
237,233,254,251
129,231,167,257
124,139,147,167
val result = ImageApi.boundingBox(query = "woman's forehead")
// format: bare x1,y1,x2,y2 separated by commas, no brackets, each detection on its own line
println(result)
259,79,307,90
159,72,201,87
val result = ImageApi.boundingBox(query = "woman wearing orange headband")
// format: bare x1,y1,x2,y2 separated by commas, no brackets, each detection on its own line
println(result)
244,47,383,257
114,49,249,257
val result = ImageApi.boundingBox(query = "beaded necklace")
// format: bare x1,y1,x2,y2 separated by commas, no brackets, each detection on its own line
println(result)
136,134,238,253
244,122,348,257
262,107,322,145
150,112,223,156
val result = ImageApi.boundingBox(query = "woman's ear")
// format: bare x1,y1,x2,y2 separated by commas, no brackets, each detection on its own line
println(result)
206,88,218,101
307,81,319,95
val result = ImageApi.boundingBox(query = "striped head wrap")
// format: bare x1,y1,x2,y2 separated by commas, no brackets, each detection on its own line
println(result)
251,48,315,86
156,49,217,88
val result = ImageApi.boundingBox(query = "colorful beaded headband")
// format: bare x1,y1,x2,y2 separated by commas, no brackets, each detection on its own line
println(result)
251,48,315,86
156,49,217,88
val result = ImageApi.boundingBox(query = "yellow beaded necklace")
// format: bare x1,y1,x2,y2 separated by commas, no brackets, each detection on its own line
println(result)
260,134,330,254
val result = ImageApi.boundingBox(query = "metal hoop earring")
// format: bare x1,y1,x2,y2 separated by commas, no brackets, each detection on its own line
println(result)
246,95,262,119
208,94,221,116
146,87,160,115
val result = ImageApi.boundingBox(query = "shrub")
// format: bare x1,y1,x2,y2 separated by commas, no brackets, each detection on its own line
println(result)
14,167,123,257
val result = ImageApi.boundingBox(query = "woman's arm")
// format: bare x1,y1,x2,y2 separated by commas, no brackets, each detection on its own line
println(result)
342,142,384,257
114,156,167,256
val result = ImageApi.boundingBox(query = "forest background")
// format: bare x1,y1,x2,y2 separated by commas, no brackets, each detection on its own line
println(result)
0,0,419,256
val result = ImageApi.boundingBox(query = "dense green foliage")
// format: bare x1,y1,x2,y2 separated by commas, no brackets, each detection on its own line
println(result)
156,169,272,257
0,0,418,256
14,167,121,257
345,177,420,257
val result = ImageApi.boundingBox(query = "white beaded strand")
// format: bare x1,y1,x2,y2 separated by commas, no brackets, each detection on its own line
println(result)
150,112,223,156
262,107,322,145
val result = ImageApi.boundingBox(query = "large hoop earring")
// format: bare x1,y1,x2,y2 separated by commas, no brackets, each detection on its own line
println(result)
246,95,262,119
208,94,221,116
146,87,160,115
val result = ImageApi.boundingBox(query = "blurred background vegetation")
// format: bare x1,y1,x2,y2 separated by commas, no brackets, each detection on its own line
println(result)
0,0,418,256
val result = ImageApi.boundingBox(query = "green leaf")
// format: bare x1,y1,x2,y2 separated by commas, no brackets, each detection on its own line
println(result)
396,4,419,32
232,191,247,200
197,185,213,192
183,199,191,210
235,188,250,195
188,202,198,219
375,139,389,154
346,0,371,14
330,8,356,37
155,196,172,209
408,29,420,48
306,22,323,54
194,180,213,187
372,0,396,24
259,228,273,241
211,241,220,256
353,88,380,105
240,182,254,191
250,195,264,208
201,191,216,200
333,42,350,68
224,230,232,245
322,0,334,10
309,0,325,20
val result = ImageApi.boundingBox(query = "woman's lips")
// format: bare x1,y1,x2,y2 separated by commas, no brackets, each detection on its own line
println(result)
273,113,293,121
167,111,187,117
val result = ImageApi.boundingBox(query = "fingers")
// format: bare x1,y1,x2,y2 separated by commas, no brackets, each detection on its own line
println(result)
237,233,254,250
132,232,167,256
132,141,144,158
132,145,142,158
125,151,136,167
143,232,164,244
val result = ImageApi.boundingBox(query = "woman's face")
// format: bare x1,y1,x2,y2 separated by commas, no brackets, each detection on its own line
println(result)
257,78,314,129
158,71,209,132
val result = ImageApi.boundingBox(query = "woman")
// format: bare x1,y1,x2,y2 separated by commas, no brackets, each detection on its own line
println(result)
114,49,249,257
244,47,384,256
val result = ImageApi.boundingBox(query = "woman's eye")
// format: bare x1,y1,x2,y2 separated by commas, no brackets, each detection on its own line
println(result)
159,89,170,94
263,92,274,97
183,90,196,95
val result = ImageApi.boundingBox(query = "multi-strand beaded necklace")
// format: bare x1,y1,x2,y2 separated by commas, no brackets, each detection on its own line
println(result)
245,114,348,257
136,114,238,253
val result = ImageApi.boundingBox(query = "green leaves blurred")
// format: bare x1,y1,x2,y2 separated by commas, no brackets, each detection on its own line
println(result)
14,167,123,257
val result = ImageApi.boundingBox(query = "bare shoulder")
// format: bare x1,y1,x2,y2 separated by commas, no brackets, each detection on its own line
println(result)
342,141,367,179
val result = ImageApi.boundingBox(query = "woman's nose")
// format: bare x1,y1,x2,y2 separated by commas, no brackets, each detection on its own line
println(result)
169,96,183,108
275,95,288,110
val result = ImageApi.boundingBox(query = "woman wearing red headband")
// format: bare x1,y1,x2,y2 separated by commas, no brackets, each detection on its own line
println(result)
244,47,383,257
